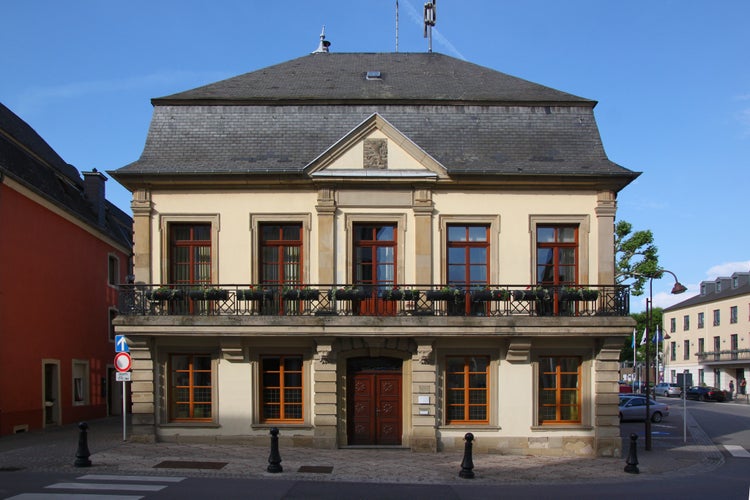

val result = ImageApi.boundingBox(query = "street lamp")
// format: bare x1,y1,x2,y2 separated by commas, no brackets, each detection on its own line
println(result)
638,269,687,451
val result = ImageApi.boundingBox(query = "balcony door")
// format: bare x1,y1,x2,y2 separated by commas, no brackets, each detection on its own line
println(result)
353,224,396,315
447,225,489,315
536,225,578,314
170,223,211,313
260,224,303,313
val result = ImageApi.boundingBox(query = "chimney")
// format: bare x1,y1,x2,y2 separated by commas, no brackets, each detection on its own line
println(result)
82,169,107,227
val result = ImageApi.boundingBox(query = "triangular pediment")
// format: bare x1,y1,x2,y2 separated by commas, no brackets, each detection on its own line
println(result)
305,114,447,179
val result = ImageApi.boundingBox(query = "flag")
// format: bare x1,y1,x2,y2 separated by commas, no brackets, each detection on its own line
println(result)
653,324,663,343
640,328,648,346
631,328,636,348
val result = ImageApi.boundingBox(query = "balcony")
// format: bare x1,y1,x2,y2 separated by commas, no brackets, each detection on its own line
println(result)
117,284,629,318
696,349,750,364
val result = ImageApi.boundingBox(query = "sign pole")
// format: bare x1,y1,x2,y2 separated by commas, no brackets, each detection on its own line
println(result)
122,379,127,441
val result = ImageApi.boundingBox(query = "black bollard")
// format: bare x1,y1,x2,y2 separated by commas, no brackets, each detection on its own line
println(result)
74,422,92,467
459,432,475,479
267,427,283,473
624,432,639,474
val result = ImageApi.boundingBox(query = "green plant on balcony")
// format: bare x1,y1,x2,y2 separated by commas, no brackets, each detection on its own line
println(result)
147,286,184,301
328,286,366,301
425,286,465,304
189,287,229,301
238,286,274,301
513,287,549,301
283,286,319,300
381,287,419,300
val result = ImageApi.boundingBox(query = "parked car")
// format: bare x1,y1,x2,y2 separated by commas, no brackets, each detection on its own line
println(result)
619,383,633,394
654,382,683,398
619,395,669,423
685,386,726,402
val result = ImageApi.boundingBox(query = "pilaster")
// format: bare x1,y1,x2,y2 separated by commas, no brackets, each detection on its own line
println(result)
131,189,153,284
127,336,156,443
312,338,338,448
411,338,437,452
595,191,617,284
316,188,336,284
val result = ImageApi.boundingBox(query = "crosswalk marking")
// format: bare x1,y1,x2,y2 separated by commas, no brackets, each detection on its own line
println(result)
6,474,185,499
8,495,141,499
46,482,166,492
77,474,186,482
724,444,750,458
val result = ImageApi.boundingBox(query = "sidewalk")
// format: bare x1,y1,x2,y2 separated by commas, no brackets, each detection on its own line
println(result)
0,410,724,485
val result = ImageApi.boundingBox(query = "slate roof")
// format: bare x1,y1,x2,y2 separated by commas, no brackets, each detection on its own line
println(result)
665,273,750,312
0,103,132,250
113,52,639,189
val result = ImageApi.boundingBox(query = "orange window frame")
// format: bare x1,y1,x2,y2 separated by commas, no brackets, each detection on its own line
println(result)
538,356,581,425
261,355,304,423
446,356,490,424
169,354,212,422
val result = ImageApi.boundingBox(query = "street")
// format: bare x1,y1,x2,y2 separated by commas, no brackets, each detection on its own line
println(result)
1,398,749,499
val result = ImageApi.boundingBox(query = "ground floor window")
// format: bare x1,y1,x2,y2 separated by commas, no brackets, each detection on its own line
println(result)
169,354,212,421
72,360,89,405
538,356,581,424
445,356,489,424
261,355,303,423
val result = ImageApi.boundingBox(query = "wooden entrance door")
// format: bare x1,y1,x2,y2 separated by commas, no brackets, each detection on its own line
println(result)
348,370,402,445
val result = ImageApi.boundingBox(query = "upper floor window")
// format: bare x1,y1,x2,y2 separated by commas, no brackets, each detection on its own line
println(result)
169,223,211,285
353,224,396,288
260,224,303,286
713,309,720,326
698,312,705,329
446,356,489,424
536,226,578,287
538,356,581,425
683,315,690,331
447,225,489,288
698,338,705,354
670,341,676,361
730,306,738,324
683,340,690,360
108,254,119,286
670,318,676,333
169,353,212,421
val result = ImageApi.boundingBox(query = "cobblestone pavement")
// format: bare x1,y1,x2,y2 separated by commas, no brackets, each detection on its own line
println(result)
0,410,726,485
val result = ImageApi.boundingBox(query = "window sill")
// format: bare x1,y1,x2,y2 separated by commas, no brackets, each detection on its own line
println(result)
438,425,501,431
531,425,593,431
160,422,221,428
251,423,313,430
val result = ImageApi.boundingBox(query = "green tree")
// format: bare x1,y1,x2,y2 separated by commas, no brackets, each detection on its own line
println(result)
614,220,660,296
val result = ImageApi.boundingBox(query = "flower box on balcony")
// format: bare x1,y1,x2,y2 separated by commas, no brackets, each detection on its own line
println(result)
328,287,367,301
238,288,274,301
147,287,184,301
513,288,549,301
283,288,320,301
560,288,599,301
189,288,229,301
470,289,510,302
425,288,465,303
382,288,419,301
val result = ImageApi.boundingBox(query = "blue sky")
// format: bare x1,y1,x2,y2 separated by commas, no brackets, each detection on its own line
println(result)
3,1,748,310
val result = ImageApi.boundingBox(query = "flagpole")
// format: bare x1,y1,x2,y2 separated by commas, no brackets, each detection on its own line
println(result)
632,329,637,392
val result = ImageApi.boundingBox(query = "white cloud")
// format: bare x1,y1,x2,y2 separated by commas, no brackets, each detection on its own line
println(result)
705,261,750,280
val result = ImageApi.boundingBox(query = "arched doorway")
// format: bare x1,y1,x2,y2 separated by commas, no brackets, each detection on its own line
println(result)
347,357,402,445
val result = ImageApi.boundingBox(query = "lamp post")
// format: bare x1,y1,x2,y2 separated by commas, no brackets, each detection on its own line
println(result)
640,269,687,451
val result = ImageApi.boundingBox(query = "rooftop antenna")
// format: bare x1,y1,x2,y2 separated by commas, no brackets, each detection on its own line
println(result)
423,0,436,52
395,0,399,52
312,26,331,53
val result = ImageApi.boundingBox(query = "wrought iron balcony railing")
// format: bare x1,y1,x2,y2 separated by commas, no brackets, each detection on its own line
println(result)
117,284,630,318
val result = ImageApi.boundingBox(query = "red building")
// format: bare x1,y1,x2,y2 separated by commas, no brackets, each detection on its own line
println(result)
0,103,132,436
